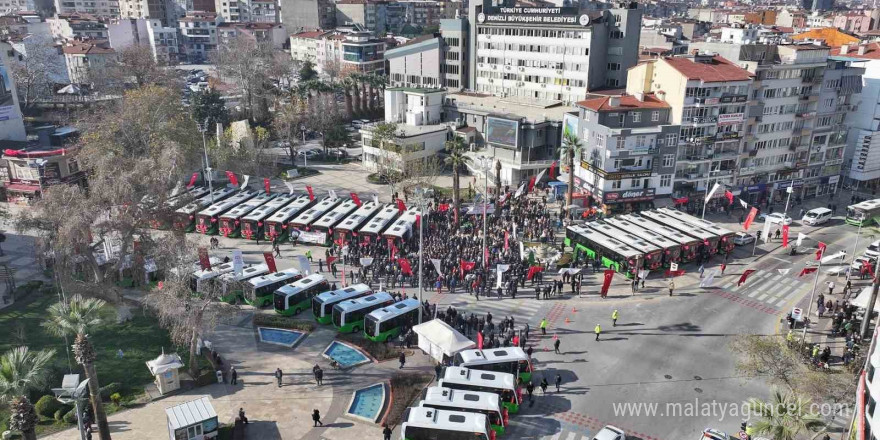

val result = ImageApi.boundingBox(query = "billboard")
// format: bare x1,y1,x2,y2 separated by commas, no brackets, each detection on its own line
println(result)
478,6,590,26
486,117,519,148
0,64,14,121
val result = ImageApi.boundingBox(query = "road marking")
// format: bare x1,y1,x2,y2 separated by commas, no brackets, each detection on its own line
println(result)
752,277,779,293
776,297,789,306
548,430,562,440
748,290,761,298
772,273,783,281
757,294,768,301
720,282,733,289
565,431,577,440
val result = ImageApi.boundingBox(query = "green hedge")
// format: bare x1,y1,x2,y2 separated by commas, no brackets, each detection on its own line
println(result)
62,409,77,424
252,314,315,332
34,395,61,418
99,382,121,400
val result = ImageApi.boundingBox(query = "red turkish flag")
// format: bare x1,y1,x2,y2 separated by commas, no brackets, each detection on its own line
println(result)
398,258,413,276
549,161,558,180
799,267,818,277
306,186,315,201
187,172,198,188
527,265,544,281
816,242,826,261
600,269,614,297
477,331,484,350
864,261,875,278
528,176,537,193
504,231,510,250
438,203,450,212
263,252,277,273
743,207,758,230
782,224,789,248
263,178,271,194
460,260,476,273
327,256,337,265
724,190,734,206
738,269,756,286
350,193,361,207
225,171,239,187
396,198,406,212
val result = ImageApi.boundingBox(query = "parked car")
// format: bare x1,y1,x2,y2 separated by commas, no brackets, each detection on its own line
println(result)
864,240,880,258
758,212,793,225
852,255,876,271
732,232,755,246
592,425,625,440
802,207,832,226
297,149,320,159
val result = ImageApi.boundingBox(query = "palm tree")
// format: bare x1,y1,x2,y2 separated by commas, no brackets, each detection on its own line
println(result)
342,77,355,121
444,136,471,227
44,295,111,440
494,160,502,208
0,346,55,440
747,389,824,440
559,127,584,219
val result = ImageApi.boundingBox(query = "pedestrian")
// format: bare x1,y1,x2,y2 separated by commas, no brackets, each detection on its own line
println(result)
555,374,562,392
540,377,548,394
434,363,442,380
721,263,726,275
699,265,705,278
554,338,561,354
526,345,533,358
312,409,323,427
238,408,248,424
594,323,602,341
640,276,645,289
540,318,547,335
399,351,406,369
612,309,619,327
230,366,238,385
383,424,392,440
275,368,283,388
306,250,313,262
668,280,675,297
526,381,535,402
318,259,324,272
829,281,835,295
775,229,781,240
313,364,323,385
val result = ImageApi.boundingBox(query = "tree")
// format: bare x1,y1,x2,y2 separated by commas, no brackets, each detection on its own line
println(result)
747,389,824,440
322,58,342,84
213,36,281,122
559,127,583,218
299,59,318,82
43,295,111,440
8,35,64,110
273,95,309,165
730,335,804,392
444,136,471,227
192,88,229,131
9,396,38,440
0,346,56,403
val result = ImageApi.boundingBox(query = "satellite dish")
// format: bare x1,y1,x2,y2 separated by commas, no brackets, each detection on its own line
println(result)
73,379,90,399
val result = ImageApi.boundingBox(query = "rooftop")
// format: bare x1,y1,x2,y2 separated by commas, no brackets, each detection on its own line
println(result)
62,40,115,55
444,92,571,123
576,93,670,112
362,122,447,138
830,42,880,60
662,55,753,82
291,29,328,39
791,27,859,47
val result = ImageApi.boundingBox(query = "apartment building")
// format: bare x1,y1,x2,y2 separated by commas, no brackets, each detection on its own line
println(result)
178,11,220,63
0,40,26,142
833,43,880,190
384,18,467,91
289,29,326,63
564,93,681,211
278,0,334,36
118,0,170,24
55,0,119,17
214,0,278,23
335,0,385,33
217,22,285,48
314,31,385,76
468,0,642,104
627,54,753,203
107,18,178,62
48,14,109,41
62,39,117,84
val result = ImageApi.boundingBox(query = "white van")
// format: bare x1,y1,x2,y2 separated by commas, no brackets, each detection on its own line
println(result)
802,207,832,226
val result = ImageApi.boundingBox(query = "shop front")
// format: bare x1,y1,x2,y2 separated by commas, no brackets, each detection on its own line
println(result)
735,183,768,207
604,188,656,214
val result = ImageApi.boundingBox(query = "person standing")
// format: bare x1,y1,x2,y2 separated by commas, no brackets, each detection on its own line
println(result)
668,280,675,297
312,409,323,427
555,374,562,392
540,318,548,335
238,408,248,424
275,368,283,388
612,309,619,327
230,366,238,385
594,324,602,341
540,377,548,394
399,352,406,369
526,381,535,402
554,338,561,354
383,424,392,440
526,345,533,358
318,259,324,272
275,244,282,258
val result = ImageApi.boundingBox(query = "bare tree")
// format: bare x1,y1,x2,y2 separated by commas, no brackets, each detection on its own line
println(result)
322,58,342,84
273,95,309,165
8,35,64,110
213,36,284,122
730,335,805,393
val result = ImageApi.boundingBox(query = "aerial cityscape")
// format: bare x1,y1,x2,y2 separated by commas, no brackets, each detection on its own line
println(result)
3,0,880,438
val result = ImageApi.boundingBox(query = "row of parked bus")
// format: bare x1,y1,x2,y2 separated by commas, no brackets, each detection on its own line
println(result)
565,208,737,276
400,349,535,439
160,186,421,246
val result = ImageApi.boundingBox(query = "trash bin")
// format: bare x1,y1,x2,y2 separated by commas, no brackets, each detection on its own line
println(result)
215,370,223,384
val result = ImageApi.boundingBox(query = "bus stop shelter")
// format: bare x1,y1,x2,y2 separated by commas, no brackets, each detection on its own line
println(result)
412,319,475,363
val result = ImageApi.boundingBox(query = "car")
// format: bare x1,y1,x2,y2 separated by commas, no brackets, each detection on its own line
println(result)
758,212,793,225
297,149,320,158
732,232,755,246
865,240,880,258
699,428,728,440
328,149,348,158
592,425,625,440
852,255,876,271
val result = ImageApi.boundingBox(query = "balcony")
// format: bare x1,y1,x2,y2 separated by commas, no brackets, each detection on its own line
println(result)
683,116,717,125
796,111,816,119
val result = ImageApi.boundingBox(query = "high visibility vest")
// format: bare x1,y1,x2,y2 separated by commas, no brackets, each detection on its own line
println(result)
612,311,619,320
595,325,601,334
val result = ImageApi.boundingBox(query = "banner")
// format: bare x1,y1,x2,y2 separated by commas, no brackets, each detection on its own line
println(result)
549,161,557,180
198,247,211,270
638,269,649,280
460,260,476,273
504,231,509,250
601,269,614,296
263,178,271,194
796,233,806,248
816,242,826,260
724,190,734,206
527,176,537,193
360,257,374,267
527,265,544,281
350,193,361,206
372,194,379,205
329,189,338,200
514,183,526,199
782,225,789,248
477,331,484,350
298,255,311,274
232,250,243,277
284,181,294,194
296,230,327,244
738,269,756,286
699,269,717,288
534,168,547,189
225,171,238,187
187,172,199,188
263,252,277,273
240,174,250,189
821,251,846,263
306,185,315,201
743,207,758,230
705,182,721,203
496,265,504,288
431,259,443,276
762,218,773,244
799,267,817,277
739,198,748,209
396,198,406,212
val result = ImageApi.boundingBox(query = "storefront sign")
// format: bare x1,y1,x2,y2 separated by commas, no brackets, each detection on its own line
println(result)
717,113,744,125
579,160,652,180
829,175,840,185
478,6,589,26
739,183,766,193
604,188,656,204
775,179,804,189
702,97,720,105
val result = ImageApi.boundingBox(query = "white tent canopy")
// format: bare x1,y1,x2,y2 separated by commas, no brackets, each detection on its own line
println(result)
852,287,880,310
412,319,475,362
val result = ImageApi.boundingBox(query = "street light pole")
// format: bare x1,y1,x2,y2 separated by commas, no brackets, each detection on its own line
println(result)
416,187,425,324
801,258,823,344
860,255,880,339
199,120,215,203
482,158,489,270
847,223,863,284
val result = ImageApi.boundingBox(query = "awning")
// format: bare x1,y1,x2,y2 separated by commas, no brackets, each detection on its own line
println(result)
412,319,475,362
5,183,40,193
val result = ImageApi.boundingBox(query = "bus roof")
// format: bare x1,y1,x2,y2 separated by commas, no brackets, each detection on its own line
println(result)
266,196,313,223
242,194,297,222
851,198,880,211
175,187,238,215
584,221,661,254
403,407,488,433
290,197,341,227
246,268,301,288
334,291,394,312
312,199,359,230
336,202,381,232
455,347,527,364
198,190,258,218
383,207,421,239
315,283,371,303
441,366,516,390
367,298,420,322
567,225,643,259
167,186,209,209
639,210,714,240
275,274,328,297
619,214,700,245
192,262,235,280
657,208,734,237
422,387,501,412
603,217,680,250
220,193,276,220
360,204,400,235
218,264,269,282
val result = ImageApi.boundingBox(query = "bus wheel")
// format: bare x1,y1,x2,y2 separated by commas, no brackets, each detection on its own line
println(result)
295,308,301,315
352,326,359,334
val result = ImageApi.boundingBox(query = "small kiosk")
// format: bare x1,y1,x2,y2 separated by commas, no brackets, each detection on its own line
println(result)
147,353,184,395
166,397,219,440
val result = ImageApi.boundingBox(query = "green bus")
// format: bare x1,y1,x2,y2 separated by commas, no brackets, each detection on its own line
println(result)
846,199,880,226
332,292,394,333
452,348,533,383
401,407,494,440
364,298,419,342
438,367,521,414
190,263,234,295
195,190,258,235
217,263,269,304
242,268,302,307
564,225,643,275
420,386,508,436
273,274,331,316
312,283,372,324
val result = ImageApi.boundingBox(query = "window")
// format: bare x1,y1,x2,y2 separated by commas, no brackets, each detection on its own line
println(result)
631,112,641,123
651,111,660,122
631,178,641,187
611,180,621,189
610,30,623,39
666,134,678,145
660,174,671,187
607,63,620,71
662,154,674,167
616,137,626,149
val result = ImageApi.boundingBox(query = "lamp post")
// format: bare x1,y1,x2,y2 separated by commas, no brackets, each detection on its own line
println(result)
198,119,215,203
701,165,720,220
52,376,89,440
300,124,308,168
479,157,490,271
414,187,427,324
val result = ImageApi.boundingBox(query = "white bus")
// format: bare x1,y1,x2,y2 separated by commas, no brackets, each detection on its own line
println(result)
382,206,421,242
364,298,420,342
400,407,494,440
657,208,736,254
334,201,381,243
218,193,277,238
419,387,507,435
332,292,394,333
242,268,302,308
619,214,702,262
239,194,296,240
438,367,522,413
195,190,258,235
585,221,664,270
289,196,342,236
565,225,643,275
639,210,716,257
273,274,331,316
217,263,269,303
359,203,400,238
189,262,235,294
452,347,533,383
264,195,313,240
604,216,682,267
173,187,237,232
312,284,373,324
310,199,359,243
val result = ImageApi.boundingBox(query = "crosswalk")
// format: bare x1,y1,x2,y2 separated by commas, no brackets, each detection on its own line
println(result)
717,269,812,309
422,290,552,329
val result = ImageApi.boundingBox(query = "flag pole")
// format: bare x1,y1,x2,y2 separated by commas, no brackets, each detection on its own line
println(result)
801,258,822,344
